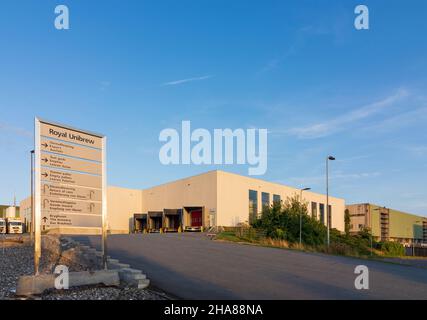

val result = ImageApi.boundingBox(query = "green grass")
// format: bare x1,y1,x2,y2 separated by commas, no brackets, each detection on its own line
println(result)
214,231,244,243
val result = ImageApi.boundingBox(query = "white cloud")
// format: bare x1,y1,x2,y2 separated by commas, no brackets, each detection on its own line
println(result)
286,171,381,186
361,107,427,133
286,89,409,139
162,75,213,86
0,122,32,138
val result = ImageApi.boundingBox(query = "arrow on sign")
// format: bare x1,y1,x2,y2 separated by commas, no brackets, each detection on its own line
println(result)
41,173,48,178
41,143,48,148
42,217,48,223
42,158,48,163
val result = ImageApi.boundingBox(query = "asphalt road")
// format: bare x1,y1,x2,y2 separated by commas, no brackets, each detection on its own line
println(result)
73,233,427,299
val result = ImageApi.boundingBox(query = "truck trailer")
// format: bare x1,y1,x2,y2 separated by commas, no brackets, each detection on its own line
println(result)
0,218,6,234
6,218,23,234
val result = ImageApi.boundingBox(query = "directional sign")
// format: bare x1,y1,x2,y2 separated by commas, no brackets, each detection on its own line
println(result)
41,152,101,175
41,168,102,189
41,138,102,162
42,183,101,201
34,118,108,274
42,197,101,215
41,213,102,229
40,122,102,149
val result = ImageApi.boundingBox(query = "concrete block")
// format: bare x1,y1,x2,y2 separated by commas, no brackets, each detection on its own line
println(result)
137,279,150,289
16,270,120,297
108,262,130,269
120,268,142,274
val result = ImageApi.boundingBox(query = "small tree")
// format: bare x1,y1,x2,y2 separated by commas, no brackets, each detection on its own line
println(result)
344,209,351,236
252,195,327,246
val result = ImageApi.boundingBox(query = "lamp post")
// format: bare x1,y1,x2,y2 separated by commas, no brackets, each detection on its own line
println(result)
299,187,311,246
326,156,335,247
30,150,34,242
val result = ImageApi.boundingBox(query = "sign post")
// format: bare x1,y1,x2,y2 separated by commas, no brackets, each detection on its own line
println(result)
34,118,107,274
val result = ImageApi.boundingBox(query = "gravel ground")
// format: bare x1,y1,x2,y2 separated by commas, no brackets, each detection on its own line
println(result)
0,239,169,300
42,285,168,300
0,243,34,299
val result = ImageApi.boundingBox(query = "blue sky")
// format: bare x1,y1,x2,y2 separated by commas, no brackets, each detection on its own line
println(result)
0,0,426,216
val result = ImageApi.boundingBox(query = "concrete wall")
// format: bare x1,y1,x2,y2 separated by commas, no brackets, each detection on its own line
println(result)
20,197,32,231
19,170,346,234
217,171,345,231
107,186,143,234
141,171,218,228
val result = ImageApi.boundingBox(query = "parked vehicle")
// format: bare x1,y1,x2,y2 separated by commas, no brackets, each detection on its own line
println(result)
6,218,23,234
0,218,6,234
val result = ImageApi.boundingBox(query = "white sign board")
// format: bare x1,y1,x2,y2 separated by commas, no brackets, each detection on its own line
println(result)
34,118,107,273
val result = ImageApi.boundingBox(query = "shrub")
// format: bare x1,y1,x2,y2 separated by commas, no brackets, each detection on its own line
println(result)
378,241,405,256
252,195,327,246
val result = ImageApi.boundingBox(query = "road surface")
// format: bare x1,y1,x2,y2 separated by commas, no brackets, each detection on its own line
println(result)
72,233,427,299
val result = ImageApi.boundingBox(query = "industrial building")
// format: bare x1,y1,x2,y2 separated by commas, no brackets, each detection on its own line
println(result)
0,205,20,219
347,203,427,245
20,170,345,235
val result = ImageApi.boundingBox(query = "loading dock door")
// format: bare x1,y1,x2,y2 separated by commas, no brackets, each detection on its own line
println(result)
134,213,147,233
163,209,182,232
191,210,202,227
148,212,163,232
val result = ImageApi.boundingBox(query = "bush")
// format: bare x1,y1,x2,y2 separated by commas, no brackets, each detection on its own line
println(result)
378,241,405,256
252,196,327,246
250,196,405,258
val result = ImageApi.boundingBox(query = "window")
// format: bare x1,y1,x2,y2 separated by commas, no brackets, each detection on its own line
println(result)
311,202,317,219
319,203,325,225
273,194,281,204
261,192,270,209
249,190,258,224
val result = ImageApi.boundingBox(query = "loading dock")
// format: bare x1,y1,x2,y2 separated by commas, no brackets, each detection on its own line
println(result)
183,207,204,232
133,213,148,233
148,211,163,233
163,209,182,232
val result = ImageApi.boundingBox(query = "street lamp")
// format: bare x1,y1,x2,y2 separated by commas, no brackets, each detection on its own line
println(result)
326,156,335,247
299,187,311,246
30,150,35,242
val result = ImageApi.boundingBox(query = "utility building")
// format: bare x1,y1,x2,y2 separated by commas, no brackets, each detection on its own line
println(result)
347,203,427,244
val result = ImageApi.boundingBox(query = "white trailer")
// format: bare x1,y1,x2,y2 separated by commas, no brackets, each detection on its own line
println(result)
6,218,23,234
0,218,6,234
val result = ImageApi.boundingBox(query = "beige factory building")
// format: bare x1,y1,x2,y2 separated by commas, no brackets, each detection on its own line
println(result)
21,170,346,235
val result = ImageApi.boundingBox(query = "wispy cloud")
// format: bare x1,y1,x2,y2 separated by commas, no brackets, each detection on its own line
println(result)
285,88,409,139
361,107,427,134
162,75,213,86
99,80,111,91
287,171,381,186
0,122,32,138
407,145,427,156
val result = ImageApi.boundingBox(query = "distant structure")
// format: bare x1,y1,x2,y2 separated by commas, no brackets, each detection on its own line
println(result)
347,203,427,245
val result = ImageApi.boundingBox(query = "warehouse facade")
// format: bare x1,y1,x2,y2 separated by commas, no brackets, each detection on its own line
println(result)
347,203,427,245
21,170,346,234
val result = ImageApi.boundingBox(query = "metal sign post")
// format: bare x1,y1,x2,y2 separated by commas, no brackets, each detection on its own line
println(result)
34,118,107,274
34,119,41,275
